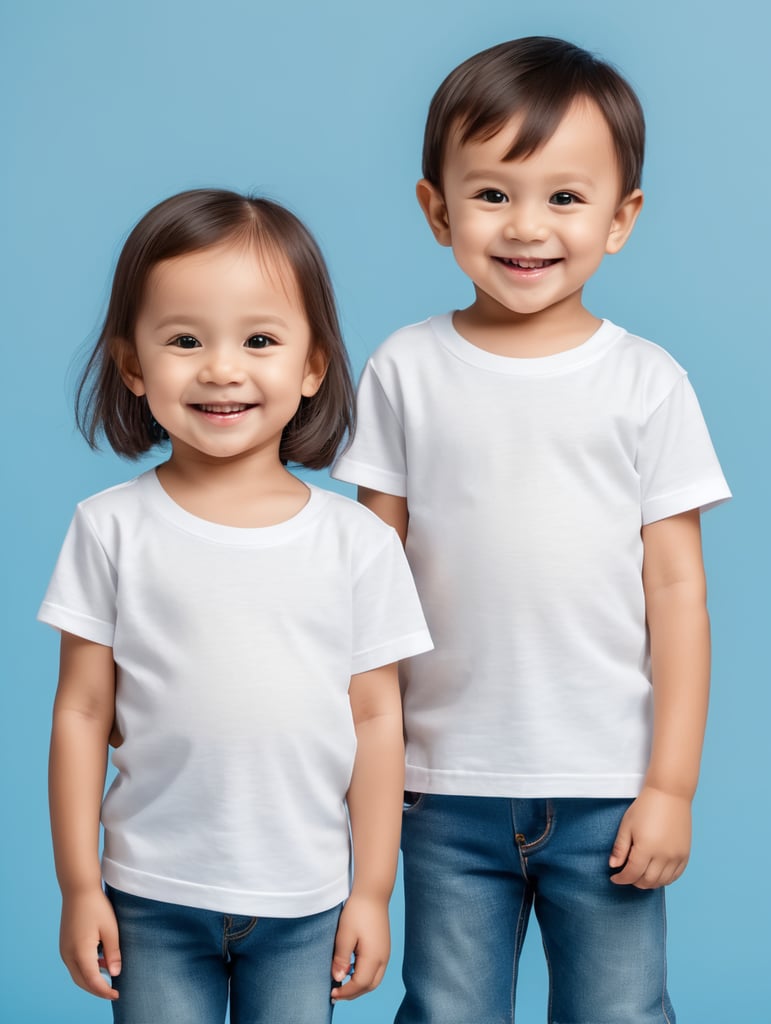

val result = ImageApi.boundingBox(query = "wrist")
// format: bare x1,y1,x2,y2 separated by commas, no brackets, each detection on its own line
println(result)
640,781,695,802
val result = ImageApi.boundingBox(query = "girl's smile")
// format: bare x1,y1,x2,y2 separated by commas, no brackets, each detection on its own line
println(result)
120,241,325,470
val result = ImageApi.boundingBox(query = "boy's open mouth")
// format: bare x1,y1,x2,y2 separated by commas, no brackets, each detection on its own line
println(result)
496,257,561,269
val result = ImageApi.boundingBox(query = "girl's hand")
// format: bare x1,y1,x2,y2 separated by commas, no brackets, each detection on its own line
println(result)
59,888,121,1000
609,786,692,889
330,893,390,1002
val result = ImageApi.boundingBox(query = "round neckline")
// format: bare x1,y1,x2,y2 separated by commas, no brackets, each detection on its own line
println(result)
431,312,623,377
138,469,326,546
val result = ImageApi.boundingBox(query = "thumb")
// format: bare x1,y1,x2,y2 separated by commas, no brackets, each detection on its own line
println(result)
99,921,122,978
609,817,632,869
331,929,354,984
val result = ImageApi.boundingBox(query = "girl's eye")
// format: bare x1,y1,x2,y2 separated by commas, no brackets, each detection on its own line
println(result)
550,192,578,206
245,334,275,349
476,189,508,204
171,335,200,349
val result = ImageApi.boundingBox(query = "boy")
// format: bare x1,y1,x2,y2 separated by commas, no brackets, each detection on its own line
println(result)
333,37,730,1023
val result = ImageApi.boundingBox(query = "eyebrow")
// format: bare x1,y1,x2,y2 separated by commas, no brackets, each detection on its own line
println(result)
151,313,291,331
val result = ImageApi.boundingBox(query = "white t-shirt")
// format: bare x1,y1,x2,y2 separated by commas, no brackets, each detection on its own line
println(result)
39,470,431,917
332,314,731,798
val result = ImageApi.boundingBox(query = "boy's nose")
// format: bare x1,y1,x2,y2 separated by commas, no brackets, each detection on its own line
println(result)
503,203,548,243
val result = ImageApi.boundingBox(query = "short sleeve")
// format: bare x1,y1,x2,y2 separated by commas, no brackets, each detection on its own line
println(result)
332,361,408,497
37,506,117,646
350,527,432,675
638,375,731,525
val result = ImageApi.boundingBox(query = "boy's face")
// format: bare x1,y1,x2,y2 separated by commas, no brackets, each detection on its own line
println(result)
418,99,642,333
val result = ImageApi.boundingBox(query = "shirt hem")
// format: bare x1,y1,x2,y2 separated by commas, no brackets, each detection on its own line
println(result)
405,765,645,799
102,860,350,918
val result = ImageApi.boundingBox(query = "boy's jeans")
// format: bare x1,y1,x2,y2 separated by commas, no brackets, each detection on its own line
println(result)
396,795,675,1024
106,885,341,1024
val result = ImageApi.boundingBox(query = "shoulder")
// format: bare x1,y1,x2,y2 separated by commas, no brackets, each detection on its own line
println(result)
366,314,450,368
311,486,399,539
602,323,690,409
70,471,155,538
608,323,687,377
75,471,149,513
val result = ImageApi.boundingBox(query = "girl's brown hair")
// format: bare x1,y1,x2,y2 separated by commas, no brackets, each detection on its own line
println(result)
76,188,354,469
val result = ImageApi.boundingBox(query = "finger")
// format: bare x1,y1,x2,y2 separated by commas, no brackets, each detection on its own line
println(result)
610,849,650,886
69,949,119,1000
99,920,122,978
640,857,687,889
632,857,667,890
331,956,385,1002
331,935,354,985
608,820,633,869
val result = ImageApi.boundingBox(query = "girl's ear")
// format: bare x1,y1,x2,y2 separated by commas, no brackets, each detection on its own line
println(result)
112,339,146,397
606,189,644,255
301,346,328,398
416,179,453,247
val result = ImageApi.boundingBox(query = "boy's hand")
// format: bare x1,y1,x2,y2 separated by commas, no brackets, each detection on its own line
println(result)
609,786,691,889
59,888,121,1000
330,893,390,1002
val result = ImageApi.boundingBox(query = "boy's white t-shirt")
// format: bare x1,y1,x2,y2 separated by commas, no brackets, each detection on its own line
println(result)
332,314,731,798
39,471,432,917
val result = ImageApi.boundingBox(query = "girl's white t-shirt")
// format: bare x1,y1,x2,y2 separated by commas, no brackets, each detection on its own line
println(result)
333,315,731,798
39,471,431,917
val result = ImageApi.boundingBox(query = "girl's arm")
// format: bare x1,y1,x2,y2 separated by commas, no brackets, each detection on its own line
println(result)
609,508,710,888
330,662,404,1002
358,488,409,546
49,631,121,1000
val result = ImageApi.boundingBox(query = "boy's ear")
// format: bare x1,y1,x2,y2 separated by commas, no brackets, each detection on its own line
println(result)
416,179,453,247
606,189,644,255
113,339,146,397
301,346,328,398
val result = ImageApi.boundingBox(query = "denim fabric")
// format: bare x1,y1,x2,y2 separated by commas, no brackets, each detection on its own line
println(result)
396,795,675,1024
106,886,341,1024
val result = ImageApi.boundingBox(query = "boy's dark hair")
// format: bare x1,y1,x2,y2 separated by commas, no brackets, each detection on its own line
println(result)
422,36,645,198
76,188,354,469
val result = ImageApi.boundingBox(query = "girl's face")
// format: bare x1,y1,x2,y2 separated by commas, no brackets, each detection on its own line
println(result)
120,241,326,468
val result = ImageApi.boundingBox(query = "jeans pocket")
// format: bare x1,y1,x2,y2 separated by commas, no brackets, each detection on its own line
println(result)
403,790,426,813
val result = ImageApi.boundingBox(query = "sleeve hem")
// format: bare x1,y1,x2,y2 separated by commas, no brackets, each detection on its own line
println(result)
330,457,407,498
641,482,732,525
351,629,433,676
37,602,115,647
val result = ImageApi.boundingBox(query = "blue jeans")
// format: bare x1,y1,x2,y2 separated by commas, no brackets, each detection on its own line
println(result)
106,886,341,1024
396,795,675,1024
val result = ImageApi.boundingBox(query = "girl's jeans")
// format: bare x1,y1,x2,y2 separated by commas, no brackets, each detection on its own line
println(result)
106,885,341,1024
396,795,676,1024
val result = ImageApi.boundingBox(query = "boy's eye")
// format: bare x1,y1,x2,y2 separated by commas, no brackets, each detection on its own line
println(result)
171,335,200,349
245,334,275,349
549,192,578,206
476,189,508,204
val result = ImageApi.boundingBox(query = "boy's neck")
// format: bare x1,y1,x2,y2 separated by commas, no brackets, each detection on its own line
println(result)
156,452,310,528
453,296,603,358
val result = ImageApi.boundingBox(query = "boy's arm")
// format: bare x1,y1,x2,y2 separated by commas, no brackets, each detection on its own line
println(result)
358,487,409,545
609,508,709,889
331,662,404,1002
49,631,121,999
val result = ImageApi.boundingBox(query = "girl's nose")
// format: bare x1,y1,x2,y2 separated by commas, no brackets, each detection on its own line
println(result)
197,349,247,386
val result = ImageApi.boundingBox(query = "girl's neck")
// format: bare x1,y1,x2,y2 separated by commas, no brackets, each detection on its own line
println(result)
156,453,310,528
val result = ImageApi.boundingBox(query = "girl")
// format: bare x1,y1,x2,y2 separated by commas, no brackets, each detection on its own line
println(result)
40,188,431,1024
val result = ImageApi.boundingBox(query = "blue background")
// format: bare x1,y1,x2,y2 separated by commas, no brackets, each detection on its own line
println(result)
1,1,768,1020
